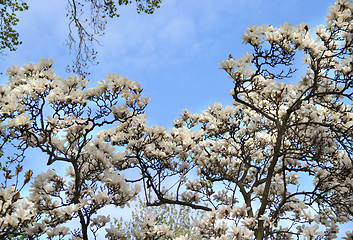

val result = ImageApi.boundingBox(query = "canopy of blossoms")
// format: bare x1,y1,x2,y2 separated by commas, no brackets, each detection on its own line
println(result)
1,0,353,239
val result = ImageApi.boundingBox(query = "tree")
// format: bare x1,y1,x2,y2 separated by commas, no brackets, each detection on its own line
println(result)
113,195,203,239
2,0,353,239
0,58,148,239
0,0,28,53
0,0,162,76
104,0,353,239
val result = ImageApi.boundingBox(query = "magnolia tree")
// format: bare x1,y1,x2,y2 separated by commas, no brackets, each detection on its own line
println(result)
0,58,149,239
3,0,353,239
103,0,353,239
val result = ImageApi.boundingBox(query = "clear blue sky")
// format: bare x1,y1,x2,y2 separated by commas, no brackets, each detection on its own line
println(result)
1,0,352,237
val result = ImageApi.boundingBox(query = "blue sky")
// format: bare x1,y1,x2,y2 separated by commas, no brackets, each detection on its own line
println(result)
1,0,352,237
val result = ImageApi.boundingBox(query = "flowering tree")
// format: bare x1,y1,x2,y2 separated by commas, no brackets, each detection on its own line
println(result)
0,58,148,239
2,0,353,239
113,195,203,239
107,0,353,239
